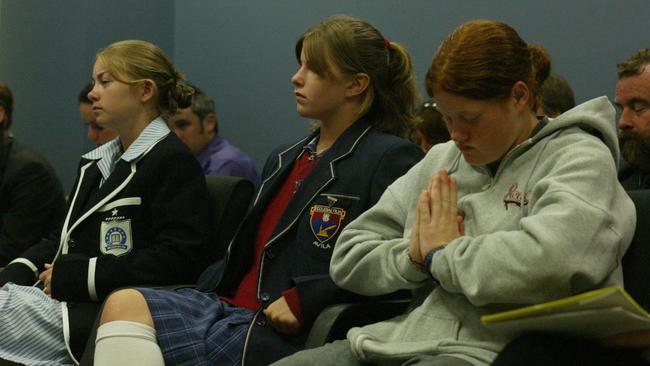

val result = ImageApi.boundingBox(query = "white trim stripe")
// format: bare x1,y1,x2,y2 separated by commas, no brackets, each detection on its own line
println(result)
61,302,80,365
87,258,98,302
63,162,138,251
8,258,38,279
97,197,142,212
56,162,94,260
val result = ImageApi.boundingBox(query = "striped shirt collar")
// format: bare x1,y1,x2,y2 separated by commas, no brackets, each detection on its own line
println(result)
82,117,170,180
299,136,324,161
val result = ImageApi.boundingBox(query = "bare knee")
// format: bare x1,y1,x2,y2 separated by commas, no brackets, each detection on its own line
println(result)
100,289,154,327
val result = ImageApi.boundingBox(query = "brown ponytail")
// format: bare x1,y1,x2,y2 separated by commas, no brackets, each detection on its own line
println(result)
296,15,419,137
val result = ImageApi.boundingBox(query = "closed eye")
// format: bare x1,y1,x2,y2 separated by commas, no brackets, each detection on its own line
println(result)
173,119,191,130
631,101,649,114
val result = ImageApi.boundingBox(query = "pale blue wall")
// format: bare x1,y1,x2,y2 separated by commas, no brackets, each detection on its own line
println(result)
0,0,174,190
1,0,648,188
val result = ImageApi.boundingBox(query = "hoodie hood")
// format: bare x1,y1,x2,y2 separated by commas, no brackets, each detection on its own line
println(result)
532,96,619,168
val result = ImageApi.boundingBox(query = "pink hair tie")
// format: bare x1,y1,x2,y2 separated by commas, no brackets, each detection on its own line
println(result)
383,38,392,49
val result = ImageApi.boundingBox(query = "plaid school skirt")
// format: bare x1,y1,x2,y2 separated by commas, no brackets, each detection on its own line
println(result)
139,287,254,366
0,283,73,365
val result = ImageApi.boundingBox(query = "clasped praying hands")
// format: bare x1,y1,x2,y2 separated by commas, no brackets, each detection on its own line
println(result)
409,169,464,265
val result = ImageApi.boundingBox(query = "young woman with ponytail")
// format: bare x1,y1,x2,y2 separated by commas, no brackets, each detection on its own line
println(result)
274,19,634,366
0,40,210,365
93,15,423,366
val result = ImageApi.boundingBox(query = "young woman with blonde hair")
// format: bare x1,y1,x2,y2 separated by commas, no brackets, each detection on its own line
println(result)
0,40,210,365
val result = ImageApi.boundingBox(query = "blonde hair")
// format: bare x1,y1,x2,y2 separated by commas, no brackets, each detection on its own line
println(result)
296,15,419,136
96,40,194,116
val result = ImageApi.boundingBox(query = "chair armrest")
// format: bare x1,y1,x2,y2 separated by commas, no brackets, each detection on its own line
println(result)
304,299,410,349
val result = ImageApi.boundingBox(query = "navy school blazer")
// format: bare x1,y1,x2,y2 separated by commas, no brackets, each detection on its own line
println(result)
0,133,210,361
197,117,424,365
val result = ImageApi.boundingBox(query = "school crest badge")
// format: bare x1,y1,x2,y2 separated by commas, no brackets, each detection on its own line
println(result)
100,219,133,256
310,205,346,246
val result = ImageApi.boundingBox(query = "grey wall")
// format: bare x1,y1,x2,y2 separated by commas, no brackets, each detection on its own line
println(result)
0,0,174,190
1,0,648,188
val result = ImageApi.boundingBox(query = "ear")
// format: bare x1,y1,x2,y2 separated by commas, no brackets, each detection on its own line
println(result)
203,112,217,134
0,106,5,127
511,81,531,110
345,73,370,98
140,79,157,104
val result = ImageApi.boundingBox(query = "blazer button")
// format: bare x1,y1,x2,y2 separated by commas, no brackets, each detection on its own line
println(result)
260,292,270,302
68,238,76,247
255,318,266,327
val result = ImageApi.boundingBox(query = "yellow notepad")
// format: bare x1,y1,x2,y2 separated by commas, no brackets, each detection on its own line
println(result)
481,286,650,338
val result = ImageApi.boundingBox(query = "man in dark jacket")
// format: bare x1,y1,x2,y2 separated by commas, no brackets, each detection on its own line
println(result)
0,81,66,266
616,49,650,189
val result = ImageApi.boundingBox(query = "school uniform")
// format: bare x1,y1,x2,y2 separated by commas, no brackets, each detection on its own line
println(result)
140,117,423,365
0,118,210,365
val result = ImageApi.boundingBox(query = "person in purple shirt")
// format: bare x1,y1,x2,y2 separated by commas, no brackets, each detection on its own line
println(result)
167,85,261,187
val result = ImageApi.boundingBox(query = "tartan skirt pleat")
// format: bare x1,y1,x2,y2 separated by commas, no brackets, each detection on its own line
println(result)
139,287,254,366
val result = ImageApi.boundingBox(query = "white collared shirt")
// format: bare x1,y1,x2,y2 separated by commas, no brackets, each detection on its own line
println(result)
82,117,170,182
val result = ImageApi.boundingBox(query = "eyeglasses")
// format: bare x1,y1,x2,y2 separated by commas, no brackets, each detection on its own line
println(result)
423,100,438,110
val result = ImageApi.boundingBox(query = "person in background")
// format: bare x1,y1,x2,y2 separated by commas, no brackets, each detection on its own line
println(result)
273,19,634,366
0,40,210,365
537,73,576,117
0,81,66,267
410,99,450,152
616,49,650,189
92,15,423,366
167,85,261,187
78,82,118,146
492,48,650,366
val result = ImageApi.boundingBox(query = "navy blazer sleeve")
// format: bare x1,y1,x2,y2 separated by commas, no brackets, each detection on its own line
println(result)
50,150,210,302
294,141,423,326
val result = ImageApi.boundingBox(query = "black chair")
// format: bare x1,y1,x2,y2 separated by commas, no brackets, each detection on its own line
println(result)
304,298,410,349
622,189,650,310
79,175,254,365
204,175,255,262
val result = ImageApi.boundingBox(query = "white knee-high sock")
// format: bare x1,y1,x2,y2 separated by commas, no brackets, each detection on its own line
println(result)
94,320,165,366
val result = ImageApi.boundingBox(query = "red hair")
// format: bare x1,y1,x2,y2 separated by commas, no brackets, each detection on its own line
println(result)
426,20,550,111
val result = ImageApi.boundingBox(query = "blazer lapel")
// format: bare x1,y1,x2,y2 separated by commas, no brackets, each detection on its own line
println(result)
67,162,102,226
265,118,373,247
91,160,133,206
252,135,312,211
67,160,135,235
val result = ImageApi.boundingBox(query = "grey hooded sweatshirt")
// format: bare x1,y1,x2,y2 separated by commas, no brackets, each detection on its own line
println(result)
330,96,636,366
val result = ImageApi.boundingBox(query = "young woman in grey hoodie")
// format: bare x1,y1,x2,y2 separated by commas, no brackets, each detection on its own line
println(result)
273,19,636,366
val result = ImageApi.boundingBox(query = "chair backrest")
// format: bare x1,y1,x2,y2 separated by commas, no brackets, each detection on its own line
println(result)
622,189,650,311
205,175,255,262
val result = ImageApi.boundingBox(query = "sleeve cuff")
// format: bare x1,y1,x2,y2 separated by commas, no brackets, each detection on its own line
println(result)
0,259,40,286
8,258,38,278
281,287,304,325
398,249,429,282
88,257,98,301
